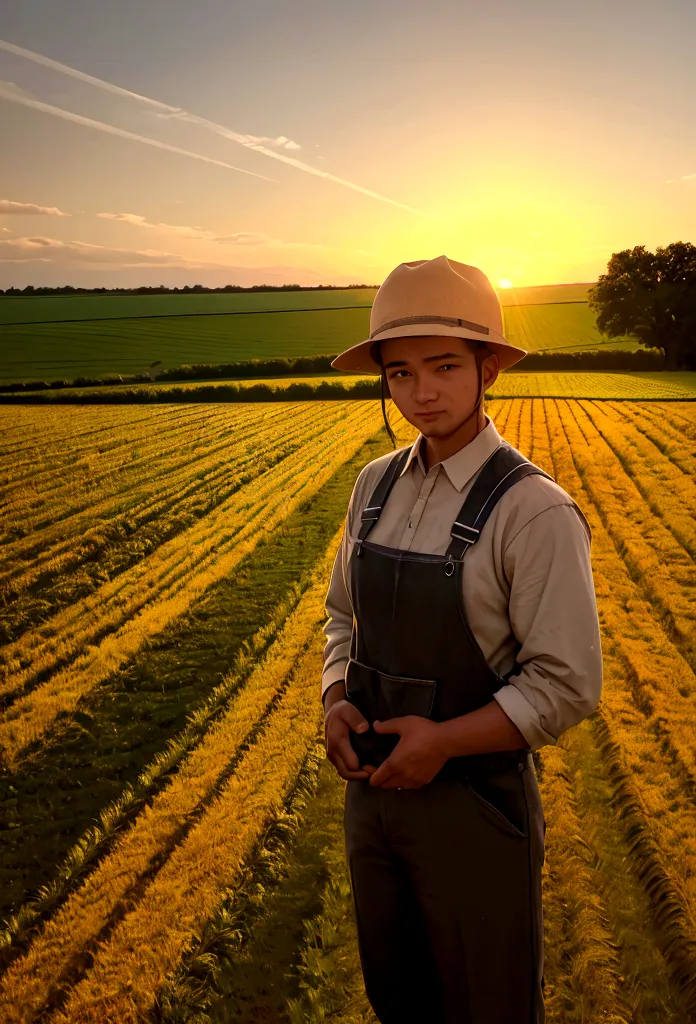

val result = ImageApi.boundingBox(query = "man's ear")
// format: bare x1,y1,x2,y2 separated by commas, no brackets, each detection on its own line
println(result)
481,351,500,390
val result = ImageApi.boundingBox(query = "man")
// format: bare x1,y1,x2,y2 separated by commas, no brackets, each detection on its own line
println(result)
321,255,603,1024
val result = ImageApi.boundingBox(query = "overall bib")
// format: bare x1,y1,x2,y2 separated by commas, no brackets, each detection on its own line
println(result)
343,442,551,1024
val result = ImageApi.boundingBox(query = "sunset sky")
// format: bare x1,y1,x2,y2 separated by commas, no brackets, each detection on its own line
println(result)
1,0,694,289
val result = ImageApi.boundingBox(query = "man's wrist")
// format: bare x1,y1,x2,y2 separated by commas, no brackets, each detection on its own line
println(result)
322,679,347,714
437,701,530,759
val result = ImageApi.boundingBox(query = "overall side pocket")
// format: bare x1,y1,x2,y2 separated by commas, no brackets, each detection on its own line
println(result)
465,773,529,839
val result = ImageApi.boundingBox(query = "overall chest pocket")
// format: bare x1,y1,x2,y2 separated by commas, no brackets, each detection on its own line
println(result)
345,658,437,722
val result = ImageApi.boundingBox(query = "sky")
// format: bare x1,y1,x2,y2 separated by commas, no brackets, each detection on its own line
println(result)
0,0,694,289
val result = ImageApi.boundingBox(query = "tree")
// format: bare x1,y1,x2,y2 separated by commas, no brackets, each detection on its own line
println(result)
588,242,696,370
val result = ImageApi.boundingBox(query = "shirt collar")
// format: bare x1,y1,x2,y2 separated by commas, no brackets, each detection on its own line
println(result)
399,415,504,492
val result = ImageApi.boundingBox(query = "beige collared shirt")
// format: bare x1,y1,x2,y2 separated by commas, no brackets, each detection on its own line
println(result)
321,414,603,751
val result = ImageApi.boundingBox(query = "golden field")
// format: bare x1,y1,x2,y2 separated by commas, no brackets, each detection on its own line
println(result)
1,398,695,1023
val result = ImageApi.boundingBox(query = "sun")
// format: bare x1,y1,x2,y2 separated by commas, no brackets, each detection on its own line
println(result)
497,278,513,289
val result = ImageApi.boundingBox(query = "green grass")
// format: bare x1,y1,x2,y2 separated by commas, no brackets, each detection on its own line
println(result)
501,283,592,305
0,284,609,384
503,302,637,354
0,289,377,326
0,307,373,382
0,283,590,326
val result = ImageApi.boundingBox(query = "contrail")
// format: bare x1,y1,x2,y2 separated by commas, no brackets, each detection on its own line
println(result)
0,37,428,217
0,83,277,182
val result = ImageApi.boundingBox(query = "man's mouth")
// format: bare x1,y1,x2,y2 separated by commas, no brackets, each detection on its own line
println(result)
414,410,444,419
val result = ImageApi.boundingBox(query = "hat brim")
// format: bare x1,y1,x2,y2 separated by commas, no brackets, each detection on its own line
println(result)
330,323,528,374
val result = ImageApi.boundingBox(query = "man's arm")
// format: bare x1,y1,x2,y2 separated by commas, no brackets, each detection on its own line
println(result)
368,501,603,788
321,525,354,702
321,490,376,780
491,501,603,751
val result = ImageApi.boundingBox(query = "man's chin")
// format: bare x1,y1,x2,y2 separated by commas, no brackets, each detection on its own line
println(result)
414,419,452,438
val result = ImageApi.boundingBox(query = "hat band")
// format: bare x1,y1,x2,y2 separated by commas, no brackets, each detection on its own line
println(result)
369,314,490,339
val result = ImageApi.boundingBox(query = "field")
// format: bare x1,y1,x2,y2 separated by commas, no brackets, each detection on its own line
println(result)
0,283,630,384
8,370,696,403
503,302,639,354
1,397,696,1023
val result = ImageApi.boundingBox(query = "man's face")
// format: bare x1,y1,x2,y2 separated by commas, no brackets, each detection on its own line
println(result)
379,334,500,437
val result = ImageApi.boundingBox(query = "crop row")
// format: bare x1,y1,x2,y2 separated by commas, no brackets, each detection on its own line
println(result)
0,579,305,963
503,398,696,1016
0,402,382,764
0,406,317,644
0,530,340,1021
540,400,696,1012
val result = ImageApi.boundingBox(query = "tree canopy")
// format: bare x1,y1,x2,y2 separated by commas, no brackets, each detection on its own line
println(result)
588,242,696,370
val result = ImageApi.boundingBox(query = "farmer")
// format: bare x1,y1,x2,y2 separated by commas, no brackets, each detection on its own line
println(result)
321,255,603,1024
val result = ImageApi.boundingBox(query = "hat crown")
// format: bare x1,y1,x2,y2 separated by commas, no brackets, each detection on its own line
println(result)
328,254,527,375
370,255,503,337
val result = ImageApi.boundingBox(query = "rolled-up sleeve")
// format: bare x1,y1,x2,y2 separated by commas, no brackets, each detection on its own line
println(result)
492,503,603,751
321,530,354,699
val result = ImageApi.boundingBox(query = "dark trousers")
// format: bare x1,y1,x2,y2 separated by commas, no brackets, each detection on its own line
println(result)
344,762,545,1024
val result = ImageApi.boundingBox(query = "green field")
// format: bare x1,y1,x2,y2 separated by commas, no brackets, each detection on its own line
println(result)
0,283,629,385
0,306,372,381
503,302,637,354
0,288,377,326
0,282,590,327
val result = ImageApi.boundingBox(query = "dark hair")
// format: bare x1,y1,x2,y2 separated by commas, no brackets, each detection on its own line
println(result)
373,337,490,449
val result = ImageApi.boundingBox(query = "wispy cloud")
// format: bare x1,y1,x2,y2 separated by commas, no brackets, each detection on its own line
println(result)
0,37,427,217
0,199,70,216
97,211,324,248
0,81,277,183
242,134,302,151
0,235,235,267
665,172,696,184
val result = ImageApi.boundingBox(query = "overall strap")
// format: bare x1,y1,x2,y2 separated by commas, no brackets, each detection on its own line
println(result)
446,444,554,560
357,445,413,545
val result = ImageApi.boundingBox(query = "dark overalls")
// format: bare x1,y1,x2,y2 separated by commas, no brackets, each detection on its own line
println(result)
343,442,553,1024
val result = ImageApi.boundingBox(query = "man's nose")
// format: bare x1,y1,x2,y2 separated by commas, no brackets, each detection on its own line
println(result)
413,374,438,402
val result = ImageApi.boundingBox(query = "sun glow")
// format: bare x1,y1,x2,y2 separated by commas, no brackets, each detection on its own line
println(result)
498,278,513,289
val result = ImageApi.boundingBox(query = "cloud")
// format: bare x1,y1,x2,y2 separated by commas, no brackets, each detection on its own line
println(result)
665,172,696,184
0,235,219,267
97,211,324,248
98,211,218,240
0,38,428,217
0,235,324,269
0,81,277,184
241,134,302,151
1,227,11,233
0,199,70,216
0,79,34,101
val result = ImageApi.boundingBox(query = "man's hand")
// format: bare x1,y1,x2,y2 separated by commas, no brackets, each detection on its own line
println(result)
368,716,448,789
324,695,376,781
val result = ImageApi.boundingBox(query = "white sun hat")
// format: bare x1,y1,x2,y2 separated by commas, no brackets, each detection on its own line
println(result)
331,255,527,374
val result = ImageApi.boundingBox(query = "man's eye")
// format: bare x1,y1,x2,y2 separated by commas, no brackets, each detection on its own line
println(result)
437,363,457,371
391,370,410,378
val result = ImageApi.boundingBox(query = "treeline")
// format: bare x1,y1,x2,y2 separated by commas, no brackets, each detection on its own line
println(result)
0,347,666,394
0,283,377,297
0,380,383,404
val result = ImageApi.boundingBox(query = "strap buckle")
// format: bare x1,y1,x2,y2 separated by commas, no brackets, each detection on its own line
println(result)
360,505,382,522
450,522,480,545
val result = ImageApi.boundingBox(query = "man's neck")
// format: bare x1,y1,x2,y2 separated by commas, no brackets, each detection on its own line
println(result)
421,409,488,473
